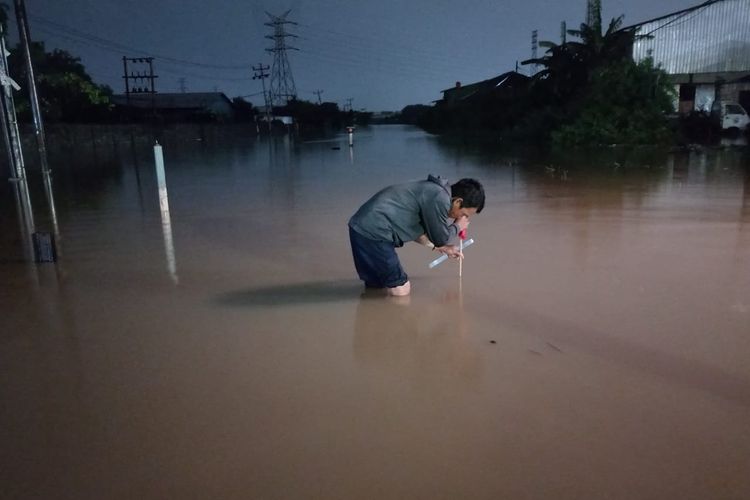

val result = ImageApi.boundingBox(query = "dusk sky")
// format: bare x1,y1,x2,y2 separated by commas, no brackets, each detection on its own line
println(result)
15,0,700,111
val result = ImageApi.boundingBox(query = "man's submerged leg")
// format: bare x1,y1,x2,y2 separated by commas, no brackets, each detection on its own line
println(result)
387,280,411,296
350,227,409,295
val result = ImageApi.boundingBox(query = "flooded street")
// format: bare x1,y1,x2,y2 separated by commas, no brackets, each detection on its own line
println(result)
1,125,749,499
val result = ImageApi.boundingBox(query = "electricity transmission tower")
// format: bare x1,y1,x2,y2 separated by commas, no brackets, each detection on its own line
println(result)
264,10,298,106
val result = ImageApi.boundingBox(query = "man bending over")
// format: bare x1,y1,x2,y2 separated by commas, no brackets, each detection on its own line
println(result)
348,175,485,296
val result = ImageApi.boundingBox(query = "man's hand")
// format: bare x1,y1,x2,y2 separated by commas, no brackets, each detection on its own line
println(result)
436,244,463,259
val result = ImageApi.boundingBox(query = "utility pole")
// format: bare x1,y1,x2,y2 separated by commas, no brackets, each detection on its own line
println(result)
561,21,567,44
122,56,157,121
345,98,353,112
122,56,158,96
178,77,187,93
252,63,272,130
264,10,298,106
13,0,58,237
531,30,539,76
313,89,323,104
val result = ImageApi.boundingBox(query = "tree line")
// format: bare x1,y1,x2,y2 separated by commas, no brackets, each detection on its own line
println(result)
399,15,679,147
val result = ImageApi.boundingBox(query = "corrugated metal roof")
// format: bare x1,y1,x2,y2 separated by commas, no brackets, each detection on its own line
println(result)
631,0,750,74
623,0,725,30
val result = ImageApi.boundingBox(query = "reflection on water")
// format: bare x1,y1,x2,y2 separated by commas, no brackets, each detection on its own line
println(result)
1,125,750,500
353,292,482,391
10,177,36,262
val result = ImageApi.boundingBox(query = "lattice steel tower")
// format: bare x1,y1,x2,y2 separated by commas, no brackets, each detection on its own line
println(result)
265,10,298,106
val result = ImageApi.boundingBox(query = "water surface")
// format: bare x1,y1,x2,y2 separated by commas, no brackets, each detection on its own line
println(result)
1,125,749,499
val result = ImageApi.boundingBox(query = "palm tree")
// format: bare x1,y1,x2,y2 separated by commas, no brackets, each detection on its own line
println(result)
522,15,645,100
522,40,584,101
565,16,639,72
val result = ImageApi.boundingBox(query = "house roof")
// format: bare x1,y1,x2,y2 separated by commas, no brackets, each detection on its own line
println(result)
440,71,529,96
111,92,234,109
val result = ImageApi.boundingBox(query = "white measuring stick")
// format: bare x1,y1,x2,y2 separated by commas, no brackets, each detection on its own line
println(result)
428,238,475,268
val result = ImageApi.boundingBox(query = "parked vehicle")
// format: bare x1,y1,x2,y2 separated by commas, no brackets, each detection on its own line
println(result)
710,101,750,133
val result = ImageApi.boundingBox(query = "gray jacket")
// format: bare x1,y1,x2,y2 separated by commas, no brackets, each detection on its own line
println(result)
349,174,458,247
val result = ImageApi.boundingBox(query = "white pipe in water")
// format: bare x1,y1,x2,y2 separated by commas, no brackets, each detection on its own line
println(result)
428,238,474,268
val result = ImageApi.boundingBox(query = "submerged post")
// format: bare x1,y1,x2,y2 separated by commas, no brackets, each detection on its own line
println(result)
153,142,178,283
153,142,169,214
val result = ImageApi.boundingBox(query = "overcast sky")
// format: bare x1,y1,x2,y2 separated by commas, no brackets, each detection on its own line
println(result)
13,0,700,111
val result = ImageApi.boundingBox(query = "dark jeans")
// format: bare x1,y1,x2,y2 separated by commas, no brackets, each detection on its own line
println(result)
349,227,408,288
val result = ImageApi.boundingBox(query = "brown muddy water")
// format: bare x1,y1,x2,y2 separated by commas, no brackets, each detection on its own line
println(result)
1,125,749,499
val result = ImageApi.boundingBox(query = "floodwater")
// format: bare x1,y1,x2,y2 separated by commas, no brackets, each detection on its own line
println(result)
1,125,749,499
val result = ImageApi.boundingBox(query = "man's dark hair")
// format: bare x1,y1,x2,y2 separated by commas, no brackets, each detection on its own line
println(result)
451,178,485,213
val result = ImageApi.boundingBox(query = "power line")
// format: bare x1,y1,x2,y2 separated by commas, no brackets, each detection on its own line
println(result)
29,10,497,84
293,26,499,81
25,8,507,102
237,91,265,98
294,22,496,76
294,47,462,82
641,8,708,37
28,14,250,70
32,27,256,84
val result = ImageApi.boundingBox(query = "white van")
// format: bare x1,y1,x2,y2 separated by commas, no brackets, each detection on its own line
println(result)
711,101,750,132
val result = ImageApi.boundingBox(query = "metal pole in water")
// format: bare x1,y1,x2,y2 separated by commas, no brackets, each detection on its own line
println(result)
14,0,59,238
0,25,42,262
13,0,47,172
